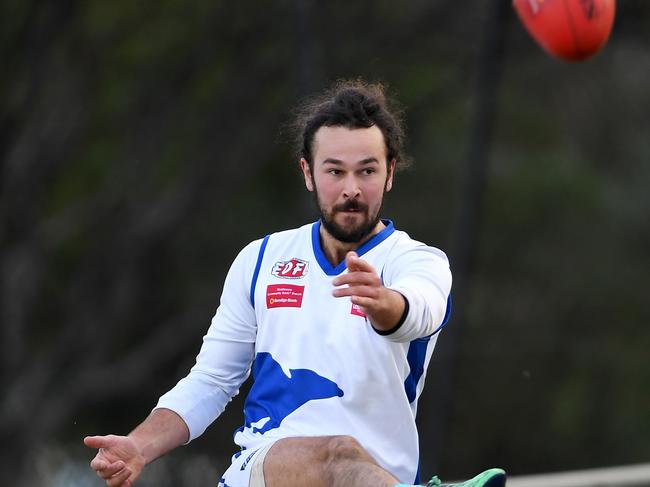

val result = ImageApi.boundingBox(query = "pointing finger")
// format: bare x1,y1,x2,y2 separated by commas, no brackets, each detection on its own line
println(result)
345,251,362,270
84,435,117,450
345,252,375,273
329,253,374,280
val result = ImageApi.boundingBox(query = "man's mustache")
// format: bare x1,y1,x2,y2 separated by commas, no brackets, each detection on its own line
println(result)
334,200,368,213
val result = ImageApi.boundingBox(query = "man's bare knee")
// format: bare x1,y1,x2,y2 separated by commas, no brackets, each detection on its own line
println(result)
323,435,374,466
264,436,391,487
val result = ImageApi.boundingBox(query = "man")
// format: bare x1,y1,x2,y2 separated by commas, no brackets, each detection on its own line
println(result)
85,80,506,487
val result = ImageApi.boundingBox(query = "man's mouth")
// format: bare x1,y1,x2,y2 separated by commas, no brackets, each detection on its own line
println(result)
335,201,367,214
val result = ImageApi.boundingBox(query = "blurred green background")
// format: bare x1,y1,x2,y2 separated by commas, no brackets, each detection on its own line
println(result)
1,1,648,486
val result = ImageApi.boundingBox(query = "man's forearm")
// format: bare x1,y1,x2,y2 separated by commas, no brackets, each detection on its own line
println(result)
128,408,190,465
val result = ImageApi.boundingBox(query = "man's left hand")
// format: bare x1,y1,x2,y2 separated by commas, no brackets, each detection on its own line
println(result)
332,251,405,332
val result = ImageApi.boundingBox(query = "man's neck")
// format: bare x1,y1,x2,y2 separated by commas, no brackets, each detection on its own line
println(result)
319,220,386,266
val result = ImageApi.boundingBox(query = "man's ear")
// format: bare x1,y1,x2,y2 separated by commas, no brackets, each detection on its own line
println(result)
300,158,314,192
385,159,396,192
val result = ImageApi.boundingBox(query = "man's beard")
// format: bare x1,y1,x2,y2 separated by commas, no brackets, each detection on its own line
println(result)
313,190,383,244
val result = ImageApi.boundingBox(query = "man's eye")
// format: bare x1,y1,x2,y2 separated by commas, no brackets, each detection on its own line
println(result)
329,169,341,175
362,168,375,175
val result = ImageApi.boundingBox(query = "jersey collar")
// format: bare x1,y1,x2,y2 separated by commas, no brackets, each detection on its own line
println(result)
311,219,395,276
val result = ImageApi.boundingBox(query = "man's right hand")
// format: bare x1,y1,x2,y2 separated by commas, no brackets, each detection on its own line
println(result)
84,435,146,487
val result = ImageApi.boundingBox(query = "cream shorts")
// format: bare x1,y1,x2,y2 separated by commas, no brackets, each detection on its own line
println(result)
217,442,275,487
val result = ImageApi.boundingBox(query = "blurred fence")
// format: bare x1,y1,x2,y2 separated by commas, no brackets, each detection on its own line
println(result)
508,463,650,487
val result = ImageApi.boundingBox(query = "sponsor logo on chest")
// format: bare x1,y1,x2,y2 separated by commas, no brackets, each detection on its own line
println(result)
271,258,308,279
350,303,366,318
266,284,305,308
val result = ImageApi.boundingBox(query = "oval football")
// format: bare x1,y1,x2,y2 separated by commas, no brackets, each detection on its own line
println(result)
513,0,616,61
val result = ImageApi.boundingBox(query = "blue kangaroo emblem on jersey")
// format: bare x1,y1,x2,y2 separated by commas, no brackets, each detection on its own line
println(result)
243,352,344,434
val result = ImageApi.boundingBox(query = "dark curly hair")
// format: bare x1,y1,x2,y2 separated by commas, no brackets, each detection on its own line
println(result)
292,79,410,171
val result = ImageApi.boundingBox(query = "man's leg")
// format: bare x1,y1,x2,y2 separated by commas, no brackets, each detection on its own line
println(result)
262,435,400,487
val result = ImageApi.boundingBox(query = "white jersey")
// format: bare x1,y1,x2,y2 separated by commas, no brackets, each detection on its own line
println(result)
156,220,452,483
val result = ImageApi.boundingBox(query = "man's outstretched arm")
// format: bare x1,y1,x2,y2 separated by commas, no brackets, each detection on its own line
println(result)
84,408,189,487
332,249,451,341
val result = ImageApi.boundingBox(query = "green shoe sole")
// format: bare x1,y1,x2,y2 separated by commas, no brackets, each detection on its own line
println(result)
428,467,507,487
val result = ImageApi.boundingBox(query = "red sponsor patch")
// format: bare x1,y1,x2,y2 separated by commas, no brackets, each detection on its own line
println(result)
351,303,366,318
271,258,308,279
266,284,305,308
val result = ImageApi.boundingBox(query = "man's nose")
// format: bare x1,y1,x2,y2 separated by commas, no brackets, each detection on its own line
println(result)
342,175,361,199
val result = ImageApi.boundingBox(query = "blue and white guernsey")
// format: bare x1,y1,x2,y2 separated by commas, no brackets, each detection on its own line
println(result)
156,220,452,483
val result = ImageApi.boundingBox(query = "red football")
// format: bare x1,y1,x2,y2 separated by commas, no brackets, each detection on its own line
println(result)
513,0,616,61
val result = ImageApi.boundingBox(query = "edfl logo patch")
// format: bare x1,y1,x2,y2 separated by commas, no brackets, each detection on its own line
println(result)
271,258,308,279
